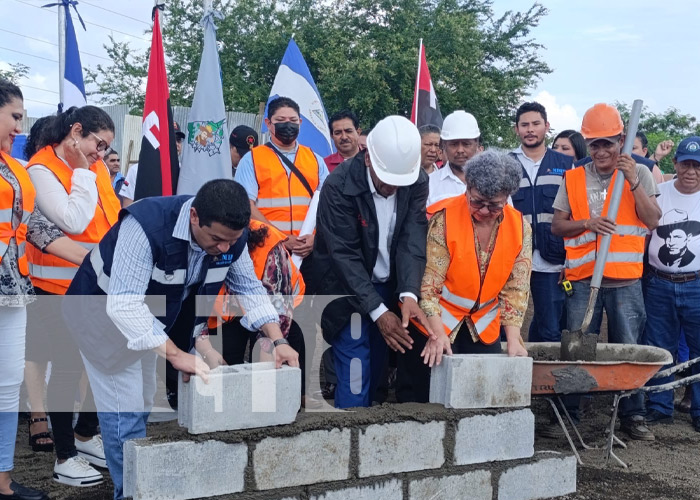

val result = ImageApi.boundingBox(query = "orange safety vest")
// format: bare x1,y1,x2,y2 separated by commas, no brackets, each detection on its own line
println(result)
0,151,35,276
414,196,523,345
252,144,319,236
207,219,305,329
563,166,647,281
25,145,121,294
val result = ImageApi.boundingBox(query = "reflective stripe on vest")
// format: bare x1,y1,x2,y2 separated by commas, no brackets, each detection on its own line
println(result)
413,197,523,345
25,146,120,294
252,144,319,236
0,151,36,275
563,166,647,281
90,245,111,293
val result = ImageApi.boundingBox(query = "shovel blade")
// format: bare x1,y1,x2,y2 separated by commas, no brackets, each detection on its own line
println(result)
561,329,598,361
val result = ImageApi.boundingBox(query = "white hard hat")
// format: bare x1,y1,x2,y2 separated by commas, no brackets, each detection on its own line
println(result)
440,110,480,141
366,116,421,187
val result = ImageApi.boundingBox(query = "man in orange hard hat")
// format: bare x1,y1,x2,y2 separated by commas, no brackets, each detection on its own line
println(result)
551,103,661,441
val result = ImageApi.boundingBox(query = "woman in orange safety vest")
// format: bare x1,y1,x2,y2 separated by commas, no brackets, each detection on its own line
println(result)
401,149,532,404
25,105,120,487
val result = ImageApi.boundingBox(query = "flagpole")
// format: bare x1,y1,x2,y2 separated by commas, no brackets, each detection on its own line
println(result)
58,3,66,106
413,39,422,125
203,0,212,11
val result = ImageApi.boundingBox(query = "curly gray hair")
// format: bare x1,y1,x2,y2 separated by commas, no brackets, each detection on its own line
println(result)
464,149,522,199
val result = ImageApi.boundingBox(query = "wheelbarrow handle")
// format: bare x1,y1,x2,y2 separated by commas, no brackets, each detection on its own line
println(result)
651,355,700,380
637,371,700,394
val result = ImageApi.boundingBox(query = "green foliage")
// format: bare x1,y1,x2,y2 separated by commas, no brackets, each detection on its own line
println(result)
0,63,29,85
86,0,551,144
616,101,700,173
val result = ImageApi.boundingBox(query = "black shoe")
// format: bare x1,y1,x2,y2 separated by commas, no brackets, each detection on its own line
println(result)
166,388,178,410
0,480,49,500
320,383,336,400
620,416,655,441
692,418,700,432
645,409,674,425
537,422,565,439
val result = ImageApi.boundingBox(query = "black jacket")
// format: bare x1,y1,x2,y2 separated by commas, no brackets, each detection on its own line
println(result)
314,152,429,342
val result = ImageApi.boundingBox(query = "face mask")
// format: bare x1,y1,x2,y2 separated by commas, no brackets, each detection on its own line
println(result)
273,122,300,145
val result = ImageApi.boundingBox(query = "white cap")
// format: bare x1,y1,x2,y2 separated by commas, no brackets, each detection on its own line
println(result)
440,110,480,141
366,116,421,187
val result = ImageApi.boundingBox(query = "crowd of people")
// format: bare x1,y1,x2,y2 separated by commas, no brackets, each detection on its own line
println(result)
0,76,698,500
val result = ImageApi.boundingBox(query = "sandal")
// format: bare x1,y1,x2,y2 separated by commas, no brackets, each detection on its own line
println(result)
28,417,54,452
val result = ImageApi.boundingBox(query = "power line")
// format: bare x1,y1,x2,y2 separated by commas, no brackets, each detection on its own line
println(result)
0,46,58,63
0,28,111,61
23,97,56,107
12,0,150,42
21,84,59,95
78,0,151,27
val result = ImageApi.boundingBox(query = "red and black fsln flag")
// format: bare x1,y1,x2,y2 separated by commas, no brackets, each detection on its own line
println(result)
410,42,443,129
134,4,179,200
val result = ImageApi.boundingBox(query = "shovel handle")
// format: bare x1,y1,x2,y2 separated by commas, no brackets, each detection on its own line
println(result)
589,99,643,290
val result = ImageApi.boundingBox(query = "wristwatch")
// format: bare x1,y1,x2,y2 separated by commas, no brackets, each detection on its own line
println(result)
273,338,290,348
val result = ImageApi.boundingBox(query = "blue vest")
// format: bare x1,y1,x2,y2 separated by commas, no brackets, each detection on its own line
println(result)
575,153,655,171
510,149,573,265
65,195,248,373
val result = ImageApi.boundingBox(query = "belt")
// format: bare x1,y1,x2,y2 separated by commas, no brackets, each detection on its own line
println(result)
649,267,700,283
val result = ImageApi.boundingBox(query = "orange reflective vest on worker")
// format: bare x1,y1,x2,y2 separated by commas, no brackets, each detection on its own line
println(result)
415,196,523,345
0,151,35,276
25,145,120,294
208,219,305,329
251,144,319,236
563,166,647,281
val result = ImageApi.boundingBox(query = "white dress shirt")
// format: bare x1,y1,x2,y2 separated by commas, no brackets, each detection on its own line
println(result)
119,163,139,201
512,146,562,273
426,163,467,206
27,156,99,235
365,169,417,321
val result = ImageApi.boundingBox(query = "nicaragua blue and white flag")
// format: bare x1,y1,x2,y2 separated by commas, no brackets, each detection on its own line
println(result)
263,39,334,157
177,10,230,194
60,1,86,111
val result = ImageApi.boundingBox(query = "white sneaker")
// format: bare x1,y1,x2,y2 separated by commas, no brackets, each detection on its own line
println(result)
53,456,103,487
75,434,107,468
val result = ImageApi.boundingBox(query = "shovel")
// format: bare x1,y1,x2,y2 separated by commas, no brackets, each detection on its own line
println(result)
560,99,644,362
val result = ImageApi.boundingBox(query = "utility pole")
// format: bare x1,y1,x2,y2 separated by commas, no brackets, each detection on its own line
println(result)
204,0,212,12
58,2,66,106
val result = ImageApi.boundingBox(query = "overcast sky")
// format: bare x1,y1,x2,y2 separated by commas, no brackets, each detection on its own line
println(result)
1,0,696,135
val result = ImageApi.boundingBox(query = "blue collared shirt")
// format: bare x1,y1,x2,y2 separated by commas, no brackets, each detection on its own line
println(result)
106,198,278,351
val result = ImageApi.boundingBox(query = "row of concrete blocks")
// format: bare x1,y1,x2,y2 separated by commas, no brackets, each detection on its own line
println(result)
177,355,533,435
125,408,575,499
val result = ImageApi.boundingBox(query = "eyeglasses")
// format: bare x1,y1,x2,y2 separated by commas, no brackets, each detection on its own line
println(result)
89,131,110,152
468,192,505,213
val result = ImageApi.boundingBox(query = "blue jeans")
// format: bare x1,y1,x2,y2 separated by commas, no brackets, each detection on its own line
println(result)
643,274,700,419
333,283,392,409
566,279,646,419
82,352,157,500
528,271,566,342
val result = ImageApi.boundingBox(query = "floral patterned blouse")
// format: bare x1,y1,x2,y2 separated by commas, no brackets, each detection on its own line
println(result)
0,160,64,307
419,209,532,343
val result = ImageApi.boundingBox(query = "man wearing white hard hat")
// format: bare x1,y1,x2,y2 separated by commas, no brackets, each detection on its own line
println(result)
426,110,483,206
314,115,436,409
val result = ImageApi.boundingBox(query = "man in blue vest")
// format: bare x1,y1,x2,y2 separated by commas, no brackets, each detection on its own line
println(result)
65,179,298,500
510,102,574,346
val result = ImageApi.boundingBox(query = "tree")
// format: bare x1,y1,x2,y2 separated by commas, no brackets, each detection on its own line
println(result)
616,102,700,173
86,0,551,144
0,63,29,85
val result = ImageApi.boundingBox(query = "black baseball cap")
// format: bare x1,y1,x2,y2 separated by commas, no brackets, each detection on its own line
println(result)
229,125,259,151
173,121,186,140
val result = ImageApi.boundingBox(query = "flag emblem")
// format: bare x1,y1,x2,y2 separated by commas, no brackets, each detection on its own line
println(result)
187,119,226,157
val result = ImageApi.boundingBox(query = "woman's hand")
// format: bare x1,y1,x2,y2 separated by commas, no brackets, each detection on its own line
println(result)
421,333,453,367
65,137,90,170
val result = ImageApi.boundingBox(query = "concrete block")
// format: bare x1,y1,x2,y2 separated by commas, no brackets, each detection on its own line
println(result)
178,362,301,434
123,439,247,500
497,453,577,500
430,354,532,409
253,428,351,490
310,480,402,500
358,420,445,477
455,409,534,465
409,470,492,500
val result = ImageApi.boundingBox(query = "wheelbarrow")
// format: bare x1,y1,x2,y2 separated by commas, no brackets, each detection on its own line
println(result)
524,342,700,468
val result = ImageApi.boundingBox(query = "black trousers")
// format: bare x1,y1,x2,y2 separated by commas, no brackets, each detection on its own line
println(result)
33,288,99,460
396,323,501,404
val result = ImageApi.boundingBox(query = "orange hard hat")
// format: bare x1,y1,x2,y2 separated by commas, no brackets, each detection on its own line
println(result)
580,103,624,140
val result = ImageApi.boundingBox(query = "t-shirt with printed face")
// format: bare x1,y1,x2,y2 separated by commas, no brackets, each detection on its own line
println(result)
648,181,700,273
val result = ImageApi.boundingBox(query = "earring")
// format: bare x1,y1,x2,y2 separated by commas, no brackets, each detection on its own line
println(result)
74,139,78,147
